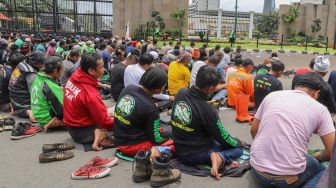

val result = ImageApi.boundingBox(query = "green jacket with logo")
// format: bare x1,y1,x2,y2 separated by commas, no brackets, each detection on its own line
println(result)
30,72,63,126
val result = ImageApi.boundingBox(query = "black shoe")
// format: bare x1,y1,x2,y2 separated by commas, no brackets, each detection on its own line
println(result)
3,117,15,131
42,143,75,153
11,122,36,140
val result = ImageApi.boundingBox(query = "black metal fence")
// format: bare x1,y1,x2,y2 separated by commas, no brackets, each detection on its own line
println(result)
0,0,113,34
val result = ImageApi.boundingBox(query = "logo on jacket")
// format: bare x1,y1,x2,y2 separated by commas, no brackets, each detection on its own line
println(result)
173,101,192,125
115,95,135,117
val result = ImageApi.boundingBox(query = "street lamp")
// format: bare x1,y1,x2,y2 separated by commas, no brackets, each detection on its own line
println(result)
230,0,238,46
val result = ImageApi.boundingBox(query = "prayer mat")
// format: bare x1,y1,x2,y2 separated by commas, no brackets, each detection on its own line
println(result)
115,150,135,162
82,143,116,152
170,149,251,177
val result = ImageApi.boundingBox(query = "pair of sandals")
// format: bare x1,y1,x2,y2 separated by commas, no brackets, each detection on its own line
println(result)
0,117,15,132
39,143,76,163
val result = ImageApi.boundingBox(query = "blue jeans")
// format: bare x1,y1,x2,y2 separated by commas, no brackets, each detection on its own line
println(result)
178,143,243,166
212,89,227,101
302,170,326,188
251,155,326,188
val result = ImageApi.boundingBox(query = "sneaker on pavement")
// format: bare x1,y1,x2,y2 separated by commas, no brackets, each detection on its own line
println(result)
39,151,74,163
42,143,75,153
21,122,41,133
87,156,118,168
71,165,111,180
3,117,15,131
11,122,36,140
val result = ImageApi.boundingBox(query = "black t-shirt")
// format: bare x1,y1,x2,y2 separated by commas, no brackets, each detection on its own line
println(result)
254,74,283,109
0,65,12,104
171,86,240,156
110,63,126,101
113,85,167,146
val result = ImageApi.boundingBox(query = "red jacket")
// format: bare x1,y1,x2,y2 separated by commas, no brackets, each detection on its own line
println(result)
63,68,113,130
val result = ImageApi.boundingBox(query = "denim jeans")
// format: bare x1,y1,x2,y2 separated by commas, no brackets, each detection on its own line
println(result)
178,142,243,166
302,170,326,188
251,155,326,188
212,89,227,101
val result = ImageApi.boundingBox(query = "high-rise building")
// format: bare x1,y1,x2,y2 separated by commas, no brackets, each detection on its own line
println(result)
263,0,275,13
192,0,220,11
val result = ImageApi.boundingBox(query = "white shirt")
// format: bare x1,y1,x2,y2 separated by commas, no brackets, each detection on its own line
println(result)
190,61,206,87
124,64,145,87
124,64,169,100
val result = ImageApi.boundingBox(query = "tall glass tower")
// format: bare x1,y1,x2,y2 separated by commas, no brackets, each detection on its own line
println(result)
263,0,276,13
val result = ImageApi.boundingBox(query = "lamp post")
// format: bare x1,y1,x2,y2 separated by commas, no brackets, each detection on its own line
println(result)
230,0,238,46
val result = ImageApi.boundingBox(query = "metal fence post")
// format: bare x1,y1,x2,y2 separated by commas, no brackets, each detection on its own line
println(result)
305,36,308,51
256,32,259,49
281,34,284,50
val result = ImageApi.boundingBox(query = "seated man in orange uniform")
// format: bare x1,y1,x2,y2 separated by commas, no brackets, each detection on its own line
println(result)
227,58,254,108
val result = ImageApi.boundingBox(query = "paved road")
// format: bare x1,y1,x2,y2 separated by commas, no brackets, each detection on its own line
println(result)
0,52,330,188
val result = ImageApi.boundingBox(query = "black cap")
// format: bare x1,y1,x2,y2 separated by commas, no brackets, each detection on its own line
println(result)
140,67,168,90
27,51,46,65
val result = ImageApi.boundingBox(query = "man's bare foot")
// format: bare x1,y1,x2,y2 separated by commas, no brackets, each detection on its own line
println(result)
100,138,115,148
210,152,223,180
26,110,38,123
92,129,108,151
229,161,240,168
44,118,64,133
150,147,161,160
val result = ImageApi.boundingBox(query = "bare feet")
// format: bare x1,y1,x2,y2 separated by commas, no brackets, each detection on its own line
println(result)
26,110,38,123
229,161,240,168
44,118,64,133
92,129,108,151
100,138,115,148
210,152,223,180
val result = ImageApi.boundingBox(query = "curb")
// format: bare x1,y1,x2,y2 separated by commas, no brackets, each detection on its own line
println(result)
241,49,335,55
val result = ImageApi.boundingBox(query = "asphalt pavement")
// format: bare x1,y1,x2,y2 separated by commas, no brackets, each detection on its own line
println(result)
0,52,332,188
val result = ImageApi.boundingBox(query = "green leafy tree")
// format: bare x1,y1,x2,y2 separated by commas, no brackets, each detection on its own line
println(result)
170,8,187,42
282,6,299,37
254,11,279,39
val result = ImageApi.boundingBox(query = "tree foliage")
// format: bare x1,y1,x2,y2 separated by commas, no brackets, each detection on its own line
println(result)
170,8,187,41
311,18,322,33
282,6,299,36
254,11,279,38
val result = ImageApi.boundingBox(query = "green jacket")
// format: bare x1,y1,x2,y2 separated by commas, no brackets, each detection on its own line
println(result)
30,72,63,126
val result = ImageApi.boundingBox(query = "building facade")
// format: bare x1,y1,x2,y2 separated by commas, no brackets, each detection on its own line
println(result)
278,0,336,47
192,0,220,11
113,0,189,38
263,0,276,13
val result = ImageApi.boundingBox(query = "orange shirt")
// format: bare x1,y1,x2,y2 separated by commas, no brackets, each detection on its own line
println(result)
227,68,254,107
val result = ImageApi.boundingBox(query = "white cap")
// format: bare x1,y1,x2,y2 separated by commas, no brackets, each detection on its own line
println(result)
314,56,330,73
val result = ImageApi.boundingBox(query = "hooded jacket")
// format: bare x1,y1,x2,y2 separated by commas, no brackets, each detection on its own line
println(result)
30,72,63,126
63,68,113,130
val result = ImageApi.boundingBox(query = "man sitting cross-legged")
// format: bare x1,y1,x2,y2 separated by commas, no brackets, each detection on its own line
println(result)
30,56,65,132
172,65,246,180
113,67,181,187
114,67,173,156
250,72,335,188
63,53,114,151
